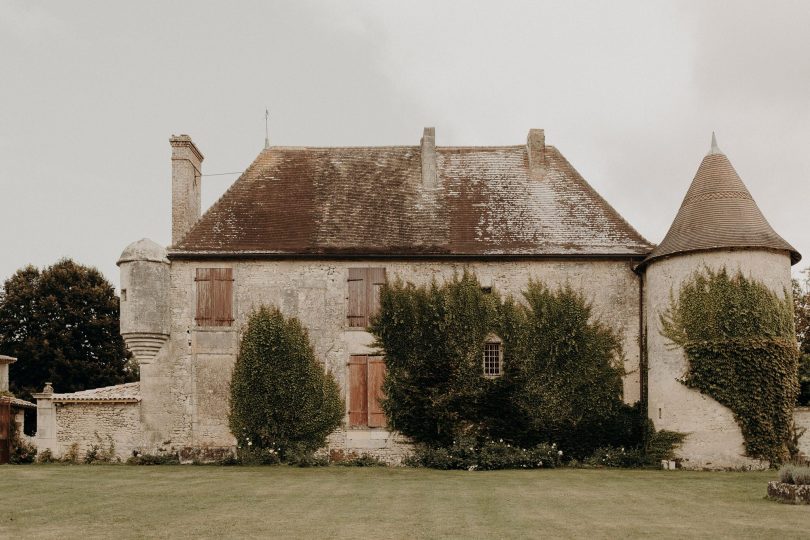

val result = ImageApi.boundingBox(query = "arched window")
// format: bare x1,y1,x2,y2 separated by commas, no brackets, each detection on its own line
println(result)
483,334,503,377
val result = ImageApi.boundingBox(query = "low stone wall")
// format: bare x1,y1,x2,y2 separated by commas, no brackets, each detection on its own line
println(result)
767,481,810,504
795,407,810,459
55,402,141,461
326,429,414,465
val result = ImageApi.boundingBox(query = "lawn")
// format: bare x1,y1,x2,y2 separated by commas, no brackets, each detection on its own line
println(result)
0,466,805,539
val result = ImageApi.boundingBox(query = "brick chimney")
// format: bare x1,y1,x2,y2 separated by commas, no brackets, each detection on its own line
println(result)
527,128,546,174
170,135,204,246
421,127,438,189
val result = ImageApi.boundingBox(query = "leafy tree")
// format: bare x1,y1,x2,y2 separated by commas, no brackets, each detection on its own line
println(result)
0,259,134,400
793,271,810,405
229,306,343,459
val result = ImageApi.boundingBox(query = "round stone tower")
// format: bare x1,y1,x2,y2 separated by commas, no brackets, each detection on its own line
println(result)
117,238,171,364
641,135,800,469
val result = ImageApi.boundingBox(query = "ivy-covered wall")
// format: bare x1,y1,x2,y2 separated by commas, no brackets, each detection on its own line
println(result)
645,249,794,469
661,268,798,464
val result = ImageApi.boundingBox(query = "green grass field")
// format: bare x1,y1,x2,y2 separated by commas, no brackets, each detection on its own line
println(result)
1,465,805,539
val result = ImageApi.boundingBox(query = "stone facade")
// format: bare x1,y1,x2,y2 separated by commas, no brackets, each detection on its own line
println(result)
131,257,641,456
52,402,141,460
34,130,804,468
795,407,810,459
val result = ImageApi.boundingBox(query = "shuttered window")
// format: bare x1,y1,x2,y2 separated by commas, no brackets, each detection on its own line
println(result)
348,355,387,427
195,268,234,326
347,268,386,327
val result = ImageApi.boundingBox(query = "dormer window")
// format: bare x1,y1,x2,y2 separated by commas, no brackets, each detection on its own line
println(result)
483,335,503,377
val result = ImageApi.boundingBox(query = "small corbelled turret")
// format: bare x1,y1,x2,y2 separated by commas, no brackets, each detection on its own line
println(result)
117,238,170,364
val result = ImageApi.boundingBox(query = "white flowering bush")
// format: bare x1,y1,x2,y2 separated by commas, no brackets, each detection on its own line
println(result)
405,438,562,470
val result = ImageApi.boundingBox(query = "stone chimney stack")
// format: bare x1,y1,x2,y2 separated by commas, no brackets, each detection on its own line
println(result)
527,129,546,174
421,127,438,189
170,135,204,246
0,355,15,392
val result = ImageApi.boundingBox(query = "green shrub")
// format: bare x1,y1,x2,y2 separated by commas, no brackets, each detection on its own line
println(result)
8,418,37,464
662,268,799,464
372,272,642,459
406,438,562,470
643,430,686,464
126,452,180,465
229,306,343,461
236,446,281,466
83,434,117,464
334,453,388,467
778,464,810,485
584,446,644,468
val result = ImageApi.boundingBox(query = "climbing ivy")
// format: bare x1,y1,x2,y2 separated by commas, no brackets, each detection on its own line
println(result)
371,271,649,458
661,268,799,464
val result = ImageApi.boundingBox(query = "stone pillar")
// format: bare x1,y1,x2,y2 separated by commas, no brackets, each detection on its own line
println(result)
0,355,15,392
33,382,57,455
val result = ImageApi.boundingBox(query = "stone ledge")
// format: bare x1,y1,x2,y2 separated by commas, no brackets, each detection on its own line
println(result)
767,481,810,504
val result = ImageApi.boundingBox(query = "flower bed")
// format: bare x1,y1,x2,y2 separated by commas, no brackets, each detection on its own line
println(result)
767,481,810,504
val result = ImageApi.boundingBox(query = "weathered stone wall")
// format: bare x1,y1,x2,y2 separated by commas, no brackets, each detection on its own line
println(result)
54,402,141,460
795,407,810,459
140,257,642,456
644,249,792,469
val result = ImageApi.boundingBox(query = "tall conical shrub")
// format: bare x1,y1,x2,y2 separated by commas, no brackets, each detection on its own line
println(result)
229,306,343,458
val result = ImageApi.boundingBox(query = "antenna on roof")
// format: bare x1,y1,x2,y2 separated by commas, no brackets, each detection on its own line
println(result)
264,108,270,149
708,131,722,156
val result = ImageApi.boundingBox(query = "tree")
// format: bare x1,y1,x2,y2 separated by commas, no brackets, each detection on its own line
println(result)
229,306,343,459
793,271,810,405
0,259,134,400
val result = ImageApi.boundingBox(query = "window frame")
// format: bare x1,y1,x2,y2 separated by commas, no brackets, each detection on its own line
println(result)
482,334,504,378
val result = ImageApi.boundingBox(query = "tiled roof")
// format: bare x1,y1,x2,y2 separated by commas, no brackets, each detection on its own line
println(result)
642,146,799,267
171,143,652,258
50,382,140,403
11,397,35,409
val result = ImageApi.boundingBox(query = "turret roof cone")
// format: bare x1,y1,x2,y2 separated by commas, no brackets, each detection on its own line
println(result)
642,134,800,267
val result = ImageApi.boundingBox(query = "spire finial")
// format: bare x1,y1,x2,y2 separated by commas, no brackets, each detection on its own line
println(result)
708,131,722,156
264,108,270,150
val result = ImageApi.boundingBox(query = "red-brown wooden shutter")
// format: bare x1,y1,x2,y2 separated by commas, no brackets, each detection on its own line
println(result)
195,268,234,326
0,397,10,465
367,356,387,427
347,268,367,327
348,355,369,427
367,268,386,323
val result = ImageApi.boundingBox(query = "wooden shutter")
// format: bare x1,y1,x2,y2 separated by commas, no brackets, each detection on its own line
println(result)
347,268,386,328
367,356,387,427
0,397,10,465
347,268,367,327
367,268,387,322
348,355,368,427
195,268,234,326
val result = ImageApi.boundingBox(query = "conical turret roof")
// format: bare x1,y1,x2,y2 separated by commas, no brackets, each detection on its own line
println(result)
642,135,800,267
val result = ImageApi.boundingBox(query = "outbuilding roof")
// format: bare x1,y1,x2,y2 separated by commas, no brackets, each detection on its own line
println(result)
49,382,141,403
641,135,800,267
170,135,652,259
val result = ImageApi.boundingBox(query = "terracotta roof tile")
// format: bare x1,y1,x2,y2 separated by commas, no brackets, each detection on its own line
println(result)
171,143,652,258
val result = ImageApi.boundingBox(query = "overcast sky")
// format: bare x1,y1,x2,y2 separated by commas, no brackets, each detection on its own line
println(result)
1,0,808,289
